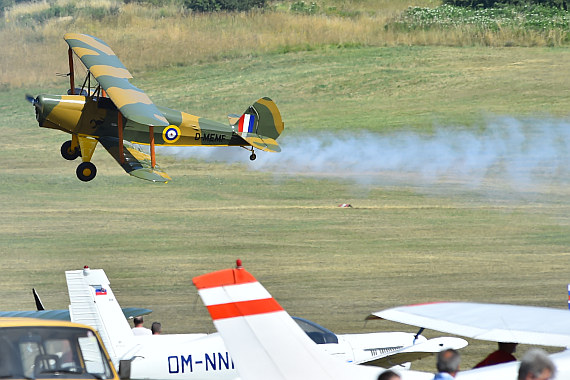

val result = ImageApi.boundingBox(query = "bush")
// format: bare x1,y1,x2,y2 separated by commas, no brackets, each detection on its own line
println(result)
444,0,568,10
183,0,266,12
388,4,569,31
290,1,319,14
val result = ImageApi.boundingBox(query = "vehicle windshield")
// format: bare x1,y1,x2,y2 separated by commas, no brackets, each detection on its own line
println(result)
0,326,114,379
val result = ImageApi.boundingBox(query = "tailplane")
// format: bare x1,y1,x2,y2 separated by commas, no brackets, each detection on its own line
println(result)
66,267,133,367
232,97,284,153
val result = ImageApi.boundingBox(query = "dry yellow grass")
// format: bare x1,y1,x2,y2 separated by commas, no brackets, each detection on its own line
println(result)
1,0,567,88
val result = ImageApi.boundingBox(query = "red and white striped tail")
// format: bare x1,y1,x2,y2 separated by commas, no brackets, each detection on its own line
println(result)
193,261,383,380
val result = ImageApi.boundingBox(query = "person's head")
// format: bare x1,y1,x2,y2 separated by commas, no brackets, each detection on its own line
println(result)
518,349,555,380
437,349,461,377
377,369,401,380
133,316,144,327
151,322,162,335
499,342,518,354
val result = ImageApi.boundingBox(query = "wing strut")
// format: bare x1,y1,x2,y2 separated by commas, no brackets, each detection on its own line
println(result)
118,113,124,164
149,127,156,168
68,47,75,95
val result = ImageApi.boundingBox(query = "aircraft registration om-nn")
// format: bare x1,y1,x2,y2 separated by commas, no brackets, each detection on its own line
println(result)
27,33,285,183
63,266,466,380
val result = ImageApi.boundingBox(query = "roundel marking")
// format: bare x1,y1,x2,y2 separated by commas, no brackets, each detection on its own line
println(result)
163,125,181,143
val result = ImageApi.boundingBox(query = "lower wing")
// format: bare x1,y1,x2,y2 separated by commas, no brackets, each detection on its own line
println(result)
99,137,171,182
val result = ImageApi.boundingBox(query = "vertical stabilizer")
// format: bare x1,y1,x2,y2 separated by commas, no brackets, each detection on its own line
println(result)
66,267,133,367
192,261,388,380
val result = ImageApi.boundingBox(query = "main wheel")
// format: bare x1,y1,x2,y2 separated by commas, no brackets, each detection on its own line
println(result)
61,140,81,160
250,153,257,161
76,162,97,182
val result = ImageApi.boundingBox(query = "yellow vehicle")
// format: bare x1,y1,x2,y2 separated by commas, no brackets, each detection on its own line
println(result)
0,318,119,380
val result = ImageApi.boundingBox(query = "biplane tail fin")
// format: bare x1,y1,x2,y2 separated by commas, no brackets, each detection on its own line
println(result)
233,97,284,153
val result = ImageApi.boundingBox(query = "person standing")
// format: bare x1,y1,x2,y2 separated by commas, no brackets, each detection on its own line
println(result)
474,342,518,368
131,316,151,336
518,349,556,380
151,321,162,335
434,349,461,380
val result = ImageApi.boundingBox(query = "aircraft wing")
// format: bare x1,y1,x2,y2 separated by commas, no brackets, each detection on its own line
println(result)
98,137,171,182
63,33,169,128
193,262,433,380
368,302,570,348
0,307,151,321
357,337,468,367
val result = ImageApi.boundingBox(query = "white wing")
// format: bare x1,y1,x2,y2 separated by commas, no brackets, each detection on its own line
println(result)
368,302,570,347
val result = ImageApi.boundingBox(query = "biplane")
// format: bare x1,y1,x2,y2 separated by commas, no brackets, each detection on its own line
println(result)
27,33,284,182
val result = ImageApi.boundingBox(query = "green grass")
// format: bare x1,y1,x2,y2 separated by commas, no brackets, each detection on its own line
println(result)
1,43,570,372
139,45,570,131
1,0,570,367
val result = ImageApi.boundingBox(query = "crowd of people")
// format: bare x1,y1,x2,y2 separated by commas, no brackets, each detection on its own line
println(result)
377,347,556,380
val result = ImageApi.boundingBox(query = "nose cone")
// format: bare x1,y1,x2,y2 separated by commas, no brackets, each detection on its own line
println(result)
34,94,68,126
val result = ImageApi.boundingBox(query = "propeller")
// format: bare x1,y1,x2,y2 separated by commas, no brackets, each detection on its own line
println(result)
25,94,37,105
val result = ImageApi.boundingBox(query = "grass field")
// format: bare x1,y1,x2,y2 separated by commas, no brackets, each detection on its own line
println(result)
1,0,570,373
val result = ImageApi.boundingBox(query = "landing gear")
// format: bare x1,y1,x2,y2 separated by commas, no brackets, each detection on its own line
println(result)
76,162,97,182
241,146,257,161
61,140,81,160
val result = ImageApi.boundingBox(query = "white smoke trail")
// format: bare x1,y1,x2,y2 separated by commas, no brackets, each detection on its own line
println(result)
159,117,570,190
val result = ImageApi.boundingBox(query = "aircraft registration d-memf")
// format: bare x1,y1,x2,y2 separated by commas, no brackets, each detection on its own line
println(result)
193,263,570,380
64,266,465,380
27,33,284,182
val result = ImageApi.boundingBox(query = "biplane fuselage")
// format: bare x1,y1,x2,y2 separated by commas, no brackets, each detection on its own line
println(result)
29,33,284,182
36,94,254,147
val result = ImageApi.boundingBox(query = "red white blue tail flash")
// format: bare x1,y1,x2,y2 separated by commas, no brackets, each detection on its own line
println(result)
238,114,255,133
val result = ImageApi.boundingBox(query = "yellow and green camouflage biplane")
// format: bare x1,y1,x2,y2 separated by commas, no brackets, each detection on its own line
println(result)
27,33,285,183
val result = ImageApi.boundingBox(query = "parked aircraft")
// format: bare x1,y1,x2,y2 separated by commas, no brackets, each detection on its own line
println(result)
369,302,570,379
27,33,284,182
192,262,570,380
65,266,466,380
0,288,151,320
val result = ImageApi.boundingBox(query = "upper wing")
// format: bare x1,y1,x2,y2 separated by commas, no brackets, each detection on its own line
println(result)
63,33,169,128
98,137,171,182
368,302,570,348
192,263,433,380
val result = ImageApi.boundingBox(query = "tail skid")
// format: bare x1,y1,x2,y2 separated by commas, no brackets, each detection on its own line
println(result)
66,268,134,368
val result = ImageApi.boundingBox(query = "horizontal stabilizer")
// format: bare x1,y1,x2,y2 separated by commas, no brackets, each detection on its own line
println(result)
244,135,281,153
0,307,150,321
99,137,171,182
369,302,570,347
358,337,468,367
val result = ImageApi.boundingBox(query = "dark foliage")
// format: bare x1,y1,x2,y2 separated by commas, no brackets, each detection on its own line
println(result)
444,0,568,10
182,0,266,12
